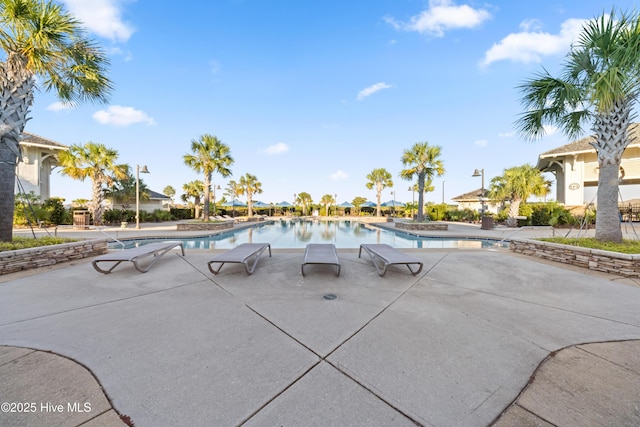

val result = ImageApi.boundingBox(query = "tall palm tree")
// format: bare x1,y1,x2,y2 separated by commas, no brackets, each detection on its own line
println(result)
181,180,204,219
238,173,263,217
58,142,127,225
183,134,233,221
365,168,393,217
295,192,313,216
516,9,640,242
0,0,112,241
489,164,551,227
400,143,445,222
320,194,335,216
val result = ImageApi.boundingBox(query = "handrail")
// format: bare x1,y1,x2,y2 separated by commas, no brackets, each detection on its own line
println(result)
496,226,556,245
95,227,125,249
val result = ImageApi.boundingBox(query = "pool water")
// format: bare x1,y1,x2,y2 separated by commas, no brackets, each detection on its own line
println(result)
116,219,506,249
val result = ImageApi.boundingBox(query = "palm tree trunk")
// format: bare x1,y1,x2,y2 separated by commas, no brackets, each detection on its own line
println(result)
376,184,382,217
203,173,211,220
91,178,105,225
0,143,17,241
0,56,35,241
505,199,521,227
416,175,425,222
592,108,629,242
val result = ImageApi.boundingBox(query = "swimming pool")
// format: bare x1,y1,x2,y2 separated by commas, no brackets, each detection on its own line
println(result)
116,219,507,249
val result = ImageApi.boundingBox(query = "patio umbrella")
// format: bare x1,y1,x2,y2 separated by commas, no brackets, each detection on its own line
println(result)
275,201,293,207
252,201,270,207
382,200,405,207
338,201,355,208
360,201,376,207
221,199,247,207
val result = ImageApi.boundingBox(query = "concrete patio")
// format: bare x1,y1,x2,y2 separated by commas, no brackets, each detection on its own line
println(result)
1,221,640,426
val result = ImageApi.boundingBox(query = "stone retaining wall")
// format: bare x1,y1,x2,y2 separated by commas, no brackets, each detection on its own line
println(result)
176,221,234,231
0,239,108,275
510,238,640,278
395,221,449,231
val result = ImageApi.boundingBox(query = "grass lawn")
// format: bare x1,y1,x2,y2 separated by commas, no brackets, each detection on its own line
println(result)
0,236,78,252
539,237,640,254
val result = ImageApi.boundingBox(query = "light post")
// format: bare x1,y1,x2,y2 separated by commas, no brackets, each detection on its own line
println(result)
442,180,445,204
334,193,337,216
293,193,297,216
472,168,485,215
213,185,221,216
408,186,414,217
135,164,150,229
390,190,396,216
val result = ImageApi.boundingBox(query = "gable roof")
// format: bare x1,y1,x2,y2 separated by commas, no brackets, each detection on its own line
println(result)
538,123,640,159
20,132,68,150
451,188,489,201
148,190,171,200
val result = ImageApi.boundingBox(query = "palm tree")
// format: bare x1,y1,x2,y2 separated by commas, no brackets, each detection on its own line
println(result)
58,142,127,225
238,173,263,217
400,142,445,222
352,196,367,216
320,194,335,216
181,180,204,219
489,164,551,227
516,9,640,242
104,165,150,210
183,134,233,221
366,168,393,217
296,192,313,216
225,180,242,217
0,0,112,241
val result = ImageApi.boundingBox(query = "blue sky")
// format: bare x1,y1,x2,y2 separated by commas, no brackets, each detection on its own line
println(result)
27,0,639,206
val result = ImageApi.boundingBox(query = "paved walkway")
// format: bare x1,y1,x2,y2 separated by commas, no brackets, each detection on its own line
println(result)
1,220,639,426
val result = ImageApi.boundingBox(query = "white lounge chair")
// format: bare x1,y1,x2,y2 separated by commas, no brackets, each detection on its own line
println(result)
92,241,185,274
358,243,423,277
301,243,341,276
208,243,271,275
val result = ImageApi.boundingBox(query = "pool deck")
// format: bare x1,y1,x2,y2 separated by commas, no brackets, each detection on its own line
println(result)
2,219,640,426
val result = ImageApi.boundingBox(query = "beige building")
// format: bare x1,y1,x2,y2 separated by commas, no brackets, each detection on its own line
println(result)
451,188,500,214
16,132,68,200
537,124,640,207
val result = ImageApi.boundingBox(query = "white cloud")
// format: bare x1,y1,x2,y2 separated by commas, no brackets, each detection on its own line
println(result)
264,142,289,155
330,170,349,180
498,131,515,138
92,105,156,127
481,18,586,66
46,102,73,112
474,139,488,147
357,82,392,100
543,125,559,136
385,0,491,37
63,0,135,42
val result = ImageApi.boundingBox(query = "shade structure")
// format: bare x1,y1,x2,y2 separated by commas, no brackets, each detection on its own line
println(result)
338,201,355,208
381,200,405,207
360,201,376,207
252,201,270,207
221,199,247,207
275,201,293,207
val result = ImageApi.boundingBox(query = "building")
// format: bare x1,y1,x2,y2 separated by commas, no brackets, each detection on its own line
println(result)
451,188,500,214
537,123,640,207
15,132,68,200
105,189,172,213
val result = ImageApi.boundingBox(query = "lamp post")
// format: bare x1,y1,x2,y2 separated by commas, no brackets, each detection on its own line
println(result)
408,186,414,217
135,164,150,229
442,180,445,204
390,190,396,216
472,168,485,215
213,185,221,216
334,193,337,216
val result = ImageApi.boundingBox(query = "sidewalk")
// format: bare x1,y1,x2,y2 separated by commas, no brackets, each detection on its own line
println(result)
1,220,639,426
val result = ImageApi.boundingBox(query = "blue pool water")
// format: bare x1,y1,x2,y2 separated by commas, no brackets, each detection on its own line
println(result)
116,219,506,249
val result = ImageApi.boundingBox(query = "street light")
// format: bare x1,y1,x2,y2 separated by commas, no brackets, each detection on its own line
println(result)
472,168,485,215
408,186,414,217
390,190,396,216
135,164,150,229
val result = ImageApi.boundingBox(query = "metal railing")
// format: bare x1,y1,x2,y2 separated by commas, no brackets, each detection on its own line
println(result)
95,227,125,249
496,226,557,245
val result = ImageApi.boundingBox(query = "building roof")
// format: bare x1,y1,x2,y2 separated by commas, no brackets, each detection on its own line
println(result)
451,188,489,201
20,132,68,150
148,190,171,200
538,123,640,159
